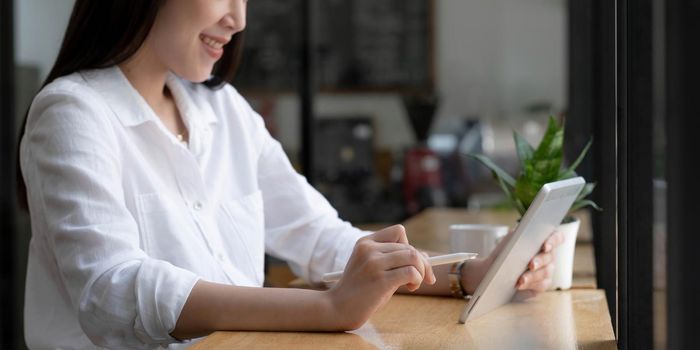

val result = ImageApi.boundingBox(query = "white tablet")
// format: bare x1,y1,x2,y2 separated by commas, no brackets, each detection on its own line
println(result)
459,177,585,323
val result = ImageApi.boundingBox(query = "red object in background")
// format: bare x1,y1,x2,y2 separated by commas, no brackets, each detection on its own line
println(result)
402,146,443,215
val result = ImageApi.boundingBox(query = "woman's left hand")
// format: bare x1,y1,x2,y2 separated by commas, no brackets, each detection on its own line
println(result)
515,231,565,295
460,231,565,297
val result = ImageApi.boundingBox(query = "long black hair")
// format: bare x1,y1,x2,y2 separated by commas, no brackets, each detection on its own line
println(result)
17,0,245,209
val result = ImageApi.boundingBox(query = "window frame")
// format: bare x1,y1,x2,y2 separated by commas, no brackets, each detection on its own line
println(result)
0,0,17,348
665,0,700,348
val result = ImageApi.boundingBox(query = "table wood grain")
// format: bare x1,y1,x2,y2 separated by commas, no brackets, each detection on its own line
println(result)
191,290,616,350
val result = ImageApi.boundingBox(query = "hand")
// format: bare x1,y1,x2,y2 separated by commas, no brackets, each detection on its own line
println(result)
460,230,565,297
515,231,565,296
325,225,436,330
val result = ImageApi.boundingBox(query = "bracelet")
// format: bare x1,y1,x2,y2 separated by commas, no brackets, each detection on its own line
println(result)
448,260,469,299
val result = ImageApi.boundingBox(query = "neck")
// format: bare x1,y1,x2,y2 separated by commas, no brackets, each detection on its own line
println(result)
118,40,170,110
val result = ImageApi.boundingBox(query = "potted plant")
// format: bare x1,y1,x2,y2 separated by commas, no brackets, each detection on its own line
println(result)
469,116,601,290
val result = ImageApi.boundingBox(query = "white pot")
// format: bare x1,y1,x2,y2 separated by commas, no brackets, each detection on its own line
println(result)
549,217,580,290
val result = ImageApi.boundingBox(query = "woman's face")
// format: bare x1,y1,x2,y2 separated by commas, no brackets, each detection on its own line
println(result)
147,0,247,82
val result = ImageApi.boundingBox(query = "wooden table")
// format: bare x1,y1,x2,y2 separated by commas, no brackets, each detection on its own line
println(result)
192,208,616,349
192,290,615,350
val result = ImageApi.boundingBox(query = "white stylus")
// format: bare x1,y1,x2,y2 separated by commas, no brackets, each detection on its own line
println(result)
321,252,478,283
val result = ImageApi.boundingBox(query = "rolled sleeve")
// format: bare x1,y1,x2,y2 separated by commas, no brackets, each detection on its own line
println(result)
133,260,199,345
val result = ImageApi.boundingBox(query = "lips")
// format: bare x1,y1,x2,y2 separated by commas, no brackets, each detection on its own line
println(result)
200,34,228,49
199,33,229,59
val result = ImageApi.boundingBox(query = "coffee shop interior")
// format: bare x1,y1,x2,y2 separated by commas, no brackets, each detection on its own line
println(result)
1,0,699,349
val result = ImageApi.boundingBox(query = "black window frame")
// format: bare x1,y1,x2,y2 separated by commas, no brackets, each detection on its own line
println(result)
665,0,700,349
617,0,655,348
569,0,655,348
1,0,17,349
568,0,619,330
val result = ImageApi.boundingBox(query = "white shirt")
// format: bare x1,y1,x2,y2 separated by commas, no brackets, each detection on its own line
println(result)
20,66,368,349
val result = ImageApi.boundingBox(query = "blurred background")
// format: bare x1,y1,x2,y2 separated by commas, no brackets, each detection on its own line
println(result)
3,0,681,349
12,0,567,225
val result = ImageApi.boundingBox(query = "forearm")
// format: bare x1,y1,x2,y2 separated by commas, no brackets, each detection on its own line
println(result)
171,280,339,340
395,258,485,296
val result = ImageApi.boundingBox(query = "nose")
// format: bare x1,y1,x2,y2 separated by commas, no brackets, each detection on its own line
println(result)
220,0,246,34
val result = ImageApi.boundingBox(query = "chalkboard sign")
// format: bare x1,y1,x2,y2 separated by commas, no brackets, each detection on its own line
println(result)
234,0,434,93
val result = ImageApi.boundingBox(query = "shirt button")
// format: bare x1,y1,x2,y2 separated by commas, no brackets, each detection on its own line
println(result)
216,253,226,261
193,201,203,211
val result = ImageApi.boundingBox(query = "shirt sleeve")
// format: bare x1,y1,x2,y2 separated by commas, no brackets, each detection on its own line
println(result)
21,88,200,349
234,93,371,284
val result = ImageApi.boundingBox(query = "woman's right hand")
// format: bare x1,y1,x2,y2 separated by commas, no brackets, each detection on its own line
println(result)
324,225,436,330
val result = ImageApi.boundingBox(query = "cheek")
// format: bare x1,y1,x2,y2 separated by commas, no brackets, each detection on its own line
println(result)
153,27,213,81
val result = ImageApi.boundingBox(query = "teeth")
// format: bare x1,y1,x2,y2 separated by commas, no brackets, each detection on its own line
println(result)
200,34,224,49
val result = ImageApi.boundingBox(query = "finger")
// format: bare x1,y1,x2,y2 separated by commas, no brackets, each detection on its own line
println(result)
529,251,554,271
518,264,554,289
524,278,552,293
420,252,437,285
542,231,565,252
386,265,423,292
384,247,436,286
370,242,413,253
371,224,409,244
379,248,426,280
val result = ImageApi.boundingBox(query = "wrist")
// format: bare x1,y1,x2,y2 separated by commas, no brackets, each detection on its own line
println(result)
319,289,345,331
448,261,468,298
321,287,367,331
460,258,486,295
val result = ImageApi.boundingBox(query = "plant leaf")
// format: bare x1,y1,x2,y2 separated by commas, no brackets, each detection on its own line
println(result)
560,138,593,179
514,176,542,210
495,174,526,215
529,116,564,183
468,153,516,187
513,131,534,170
576,182,596,202
570,199,603,212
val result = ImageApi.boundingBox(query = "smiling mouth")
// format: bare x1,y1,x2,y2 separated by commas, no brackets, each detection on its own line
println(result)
199,34,226,50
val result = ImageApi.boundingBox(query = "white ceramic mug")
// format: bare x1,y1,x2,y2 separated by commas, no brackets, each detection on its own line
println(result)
449,224,509,257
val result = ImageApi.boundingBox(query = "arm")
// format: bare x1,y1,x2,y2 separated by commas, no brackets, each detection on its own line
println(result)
233,91,370,283
172,225,436,338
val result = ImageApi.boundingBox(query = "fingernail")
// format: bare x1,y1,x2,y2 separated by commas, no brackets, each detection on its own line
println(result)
545,244,552,252
532,259,539,270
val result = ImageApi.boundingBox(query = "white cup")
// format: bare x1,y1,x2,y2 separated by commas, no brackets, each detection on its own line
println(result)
449,224,509,257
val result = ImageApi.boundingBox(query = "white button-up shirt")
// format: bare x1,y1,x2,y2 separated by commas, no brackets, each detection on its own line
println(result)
20,67,368,349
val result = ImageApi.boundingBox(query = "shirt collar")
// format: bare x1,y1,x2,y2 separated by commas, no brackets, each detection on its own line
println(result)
80,66,218,128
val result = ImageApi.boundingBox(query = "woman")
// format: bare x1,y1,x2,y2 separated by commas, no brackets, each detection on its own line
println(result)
18,0,562,348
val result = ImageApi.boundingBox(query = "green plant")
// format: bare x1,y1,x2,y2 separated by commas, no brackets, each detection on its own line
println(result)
469,116,601,217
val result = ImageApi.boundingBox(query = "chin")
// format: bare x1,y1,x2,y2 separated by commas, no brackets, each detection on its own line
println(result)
174,67,214,83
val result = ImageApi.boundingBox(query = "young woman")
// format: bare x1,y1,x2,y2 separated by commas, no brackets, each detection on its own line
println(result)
18,0,563,348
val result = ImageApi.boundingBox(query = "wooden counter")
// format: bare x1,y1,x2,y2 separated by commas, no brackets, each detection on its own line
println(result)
191,290,615,350
192,208,615,349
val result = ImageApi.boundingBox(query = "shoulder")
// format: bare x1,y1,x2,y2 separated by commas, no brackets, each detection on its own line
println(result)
24,71,119,153
27,72,112,132
33,71,105,108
